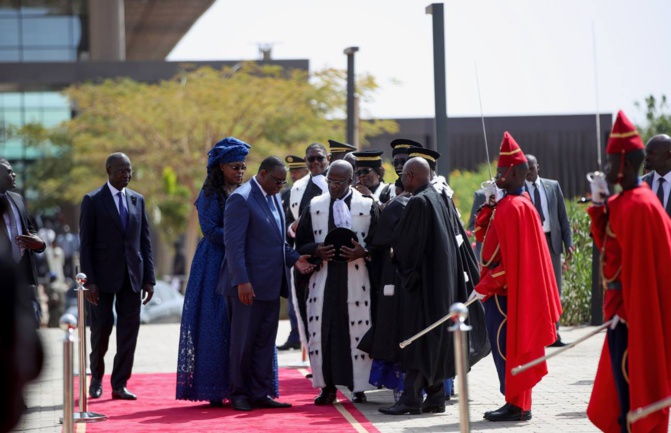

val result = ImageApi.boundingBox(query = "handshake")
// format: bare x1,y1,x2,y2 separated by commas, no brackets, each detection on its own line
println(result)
587,171,609,205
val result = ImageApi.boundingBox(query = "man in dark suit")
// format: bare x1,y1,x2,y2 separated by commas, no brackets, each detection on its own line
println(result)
525,155,572,347
642,134,671,217
79,153,155,401
220,156,313,411
0,159,46,327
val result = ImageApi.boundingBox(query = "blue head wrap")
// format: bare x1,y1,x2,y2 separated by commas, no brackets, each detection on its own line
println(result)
207,137,251,172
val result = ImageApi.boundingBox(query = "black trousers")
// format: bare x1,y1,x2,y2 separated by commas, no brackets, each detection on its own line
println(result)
89,272,141,389
401,369,445,407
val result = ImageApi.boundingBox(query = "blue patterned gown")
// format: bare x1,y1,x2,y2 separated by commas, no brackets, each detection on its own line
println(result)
176,190,279,401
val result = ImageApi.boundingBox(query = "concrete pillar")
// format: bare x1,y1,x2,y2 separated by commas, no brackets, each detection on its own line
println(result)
88,0,125,60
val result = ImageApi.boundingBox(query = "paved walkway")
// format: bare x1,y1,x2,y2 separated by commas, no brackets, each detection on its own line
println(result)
11,320,655,433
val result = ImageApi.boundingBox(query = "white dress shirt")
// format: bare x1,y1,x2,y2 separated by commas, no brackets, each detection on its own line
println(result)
652,171,671,209
526,179,551,233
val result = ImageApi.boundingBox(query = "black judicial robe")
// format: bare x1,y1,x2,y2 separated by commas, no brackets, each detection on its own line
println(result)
360,194,410,362
391,184,471,384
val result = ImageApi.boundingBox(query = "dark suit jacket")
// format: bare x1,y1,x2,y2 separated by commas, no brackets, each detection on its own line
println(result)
530,177,573,255
467,189,487,259
0,191,45,286
79,183,155,293
642,172,671,216
219,179,300,301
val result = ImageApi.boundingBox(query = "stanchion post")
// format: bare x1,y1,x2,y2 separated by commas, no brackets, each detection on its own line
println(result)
73,273,107,423
60,314,77,433
449,302,472,433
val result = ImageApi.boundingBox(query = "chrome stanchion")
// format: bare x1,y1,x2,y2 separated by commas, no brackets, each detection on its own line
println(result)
60,314,77,433
73,273,106,423
449,302,472,433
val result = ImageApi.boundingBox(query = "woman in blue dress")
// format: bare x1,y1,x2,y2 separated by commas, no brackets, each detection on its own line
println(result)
177,137,279,406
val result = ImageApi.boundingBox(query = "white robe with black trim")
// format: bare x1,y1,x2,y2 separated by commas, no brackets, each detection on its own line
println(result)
305,190,374,392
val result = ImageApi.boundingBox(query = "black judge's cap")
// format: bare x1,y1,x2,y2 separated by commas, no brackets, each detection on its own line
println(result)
328,139,357,154
408,148,440,171
324,227,358,263
390,138,423,157
351,150,383,168
285,155,306,170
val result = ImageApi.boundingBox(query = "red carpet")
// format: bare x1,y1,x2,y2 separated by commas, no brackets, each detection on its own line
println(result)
78,369,380,433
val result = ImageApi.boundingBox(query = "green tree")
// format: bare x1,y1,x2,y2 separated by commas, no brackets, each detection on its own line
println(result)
17,63,398,270
635,94,671,142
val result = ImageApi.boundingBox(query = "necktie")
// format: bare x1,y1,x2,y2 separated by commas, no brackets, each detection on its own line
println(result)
1,195,22,262
533,182,545,223
267,195,282,232
657,178,666,207
117,192,128,232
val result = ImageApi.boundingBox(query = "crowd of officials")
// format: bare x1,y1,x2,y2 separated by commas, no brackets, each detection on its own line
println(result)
2,109,670,433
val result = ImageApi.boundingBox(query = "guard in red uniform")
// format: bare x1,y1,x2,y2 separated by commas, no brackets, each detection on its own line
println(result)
586,111,671,433
471,132,562,421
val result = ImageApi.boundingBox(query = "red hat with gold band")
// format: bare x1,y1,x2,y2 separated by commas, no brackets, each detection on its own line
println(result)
606,110,645,154
497,131,527,167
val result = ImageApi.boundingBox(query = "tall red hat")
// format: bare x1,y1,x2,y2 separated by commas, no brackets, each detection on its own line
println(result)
497,131,527,167
606,110,644,154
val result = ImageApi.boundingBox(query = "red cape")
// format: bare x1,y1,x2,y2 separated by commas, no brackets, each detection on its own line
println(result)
494,194,562,407
588,185,671,433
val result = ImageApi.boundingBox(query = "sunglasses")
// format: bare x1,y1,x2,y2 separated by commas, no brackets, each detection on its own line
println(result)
227,163,247,171
307,155,326,163
269,174,287,186
355,168,373,177
393,157,408,166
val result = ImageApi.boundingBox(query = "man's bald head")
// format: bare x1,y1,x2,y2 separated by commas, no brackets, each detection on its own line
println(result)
401,158,430,194
329,160,353,179
644,134,671,175
326,160,354,199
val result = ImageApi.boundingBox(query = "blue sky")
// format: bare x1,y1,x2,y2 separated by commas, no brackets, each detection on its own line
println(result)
169,0,671,126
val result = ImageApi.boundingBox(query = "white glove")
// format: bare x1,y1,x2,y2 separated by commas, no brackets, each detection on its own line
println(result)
483,179,497,203
609,314,625,330
468,290,486,302
589,172,609,205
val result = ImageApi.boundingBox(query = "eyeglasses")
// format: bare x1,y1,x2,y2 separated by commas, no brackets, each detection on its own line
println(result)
393,158,408,166
113,168,133,175
307,155,326,163
400,171,414,177
355,168,373,177
326,178,348,186
226,163,247,171
269,174,287,186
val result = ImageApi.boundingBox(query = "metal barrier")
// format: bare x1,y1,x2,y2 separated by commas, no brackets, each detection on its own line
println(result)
449,302,472,433
59,314,77,433
72,273,107,423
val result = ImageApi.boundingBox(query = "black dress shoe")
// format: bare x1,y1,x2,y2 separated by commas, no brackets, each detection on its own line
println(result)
89,379,102,399
484,403,531,421
111,387,137,400
209,400,225,408
548,337,568,347
314,388,337,405
351,392,366,403
378,401,422,415
422,399,446,414
254,397,292,409
232,398,252,411
277,341,301,351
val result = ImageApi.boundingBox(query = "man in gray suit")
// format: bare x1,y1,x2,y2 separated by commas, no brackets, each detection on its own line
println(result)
525,155,572,347
642,134,671,217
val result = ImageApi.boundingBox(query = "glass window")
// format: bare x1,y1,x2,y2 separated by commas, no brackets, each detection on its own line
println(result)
0,48,20,61
22,16,72,46
0,93,23,108
22,92,42,108
3,109,24,128
42,108,70,127
0,5,19,17
21,48,74,61
41,92,69,108
23,107,41,124
0,17,19,46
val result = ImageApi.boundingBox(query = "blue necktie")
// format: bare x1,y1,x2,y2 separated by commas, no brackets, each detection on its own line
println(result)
117,192,128,232
267,195,282,232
